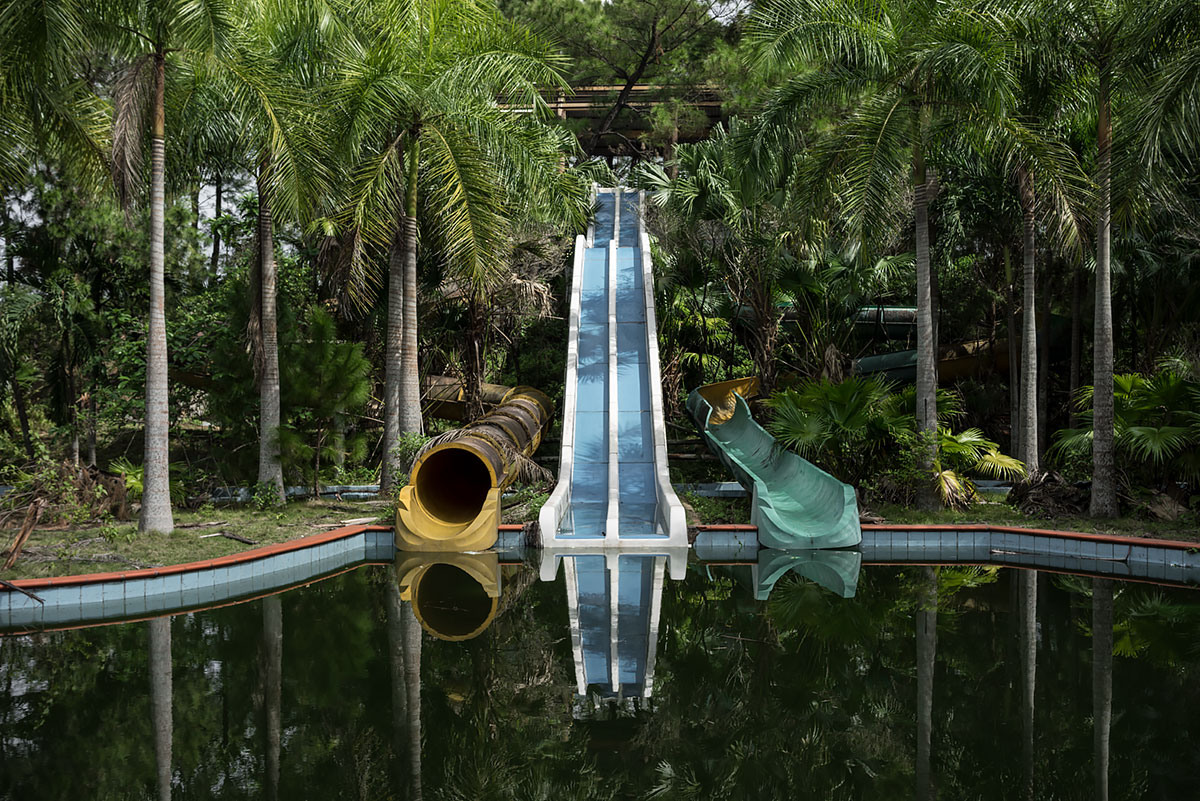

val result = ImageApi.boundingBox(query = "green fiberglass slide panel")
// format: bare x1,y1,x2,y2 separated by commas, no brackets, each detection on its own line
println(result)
686,386,861,549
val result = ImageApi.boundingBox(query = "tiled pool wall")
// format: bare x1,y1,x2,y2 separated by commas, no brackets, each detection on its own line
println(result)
0,527,394,633
862,527,1200,584
4,524,1197,633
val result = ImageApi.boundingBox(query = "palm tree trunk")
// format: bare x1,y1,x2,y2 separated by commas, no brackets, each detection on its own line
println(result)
1092,578,1113,801
381,189,407,490
262,595,282,801
916,566,937,801
1069,262,1082,430
381,133,423,492
464,296,486,422
913,128,939,507
1018,167,1039,474
87,390,97,467
1006,247,1021,457
400,135,423,437
257,161,285,503
11,375,34,461
140,52,174,535
1037,294,1050,464
210,175,222,286
149,617,173,801
1091,66,1117,517
1019,570,1038,800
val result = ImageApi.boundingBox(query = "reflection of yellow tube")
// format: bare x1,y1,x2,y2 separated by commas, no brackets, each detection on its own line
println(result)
396,552,501,641
396,387,552,551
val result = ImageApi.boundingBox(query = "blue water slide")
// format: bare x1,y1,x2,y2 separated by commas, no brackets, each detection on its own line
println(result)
539,188,686,547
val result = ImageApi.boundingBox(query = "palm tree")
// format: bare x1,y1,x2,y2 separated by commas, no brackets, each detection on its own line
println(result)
328,0,580,490
998,8,1088,474
640,120,800,395
102,0,237,533
229,1,337,502
746,0,1017,504
1054,0,1166,517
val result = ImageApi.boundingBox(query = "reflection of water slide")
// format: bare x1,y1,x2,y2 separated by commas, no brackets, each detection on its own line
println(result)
687,377,861,549
539,187,687,546
751,549,861,600
540,548,687,701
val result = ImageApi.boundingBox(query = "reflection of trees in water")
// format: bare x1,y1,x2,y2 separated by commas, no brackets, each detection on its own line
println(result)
1093,578,1113,801
7,565,1200,798
1019,570,1038,801
149,617,172,801
916,567,937,801
386,580,423,800
262,596,282,801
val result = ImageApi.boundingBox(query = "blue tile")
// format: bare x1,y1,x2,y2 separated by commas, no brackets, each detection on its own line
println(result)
125,595,149,617
140,577,165,600
102,596,125,617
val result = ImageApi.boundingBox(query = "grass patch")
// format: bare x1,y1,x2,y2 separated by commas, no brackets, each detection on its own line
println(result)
0,500,389,581
682,491,751,525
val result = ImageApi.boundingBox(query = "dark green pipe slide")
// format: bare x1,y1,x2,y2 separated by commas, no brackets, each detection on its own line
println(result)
686,378,861,549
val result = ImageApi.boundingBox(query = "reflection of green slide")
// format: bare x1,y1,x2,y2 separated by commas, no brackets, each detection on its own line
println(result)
753,549,861,599
686,378,861,550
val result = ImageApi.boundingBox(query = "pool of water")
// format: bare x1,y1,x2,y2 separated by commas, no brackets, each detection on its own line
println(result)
2,559,1198,799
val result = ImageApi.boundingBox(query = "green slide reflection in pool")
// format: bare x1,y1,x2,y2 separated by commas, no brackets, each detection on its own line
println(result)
686,379,861,549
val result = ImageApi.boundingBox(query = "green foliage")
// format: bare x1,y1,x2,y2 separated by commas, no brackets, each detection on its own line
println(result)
1052,370,1200,496
767,376,1025,507
390,432,432,482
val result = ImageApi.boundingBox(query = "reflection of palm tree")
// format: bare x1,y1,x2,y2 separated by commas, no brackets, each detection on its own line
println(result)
1093,579,1113,801
916,567,937,801
1019,570,1037,800
403,600,423,801
386,580,423,800
148,617,172,801
262,596,282,801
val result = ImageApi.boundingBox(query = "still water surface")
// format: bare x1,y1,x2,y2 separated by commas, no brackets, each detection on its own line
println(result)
2,560,1198,800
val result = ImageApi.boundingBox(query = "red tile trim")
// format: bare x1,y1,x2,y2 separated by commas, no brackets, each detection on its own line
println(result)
4,524,394,590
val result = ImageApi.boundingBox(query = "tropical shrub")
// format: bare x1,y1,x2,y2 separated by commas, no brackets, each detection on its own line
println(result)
767,376,1025,507
1051,371,1200,498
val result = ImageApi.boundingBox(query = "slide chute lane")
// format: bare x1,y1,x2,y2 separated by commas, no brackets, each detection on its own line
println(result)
541,187,687,547
687,378,861,550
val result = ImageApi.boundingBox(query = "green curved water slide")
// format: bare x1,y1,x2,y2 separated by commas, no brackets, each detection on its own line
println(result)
686,378,861,549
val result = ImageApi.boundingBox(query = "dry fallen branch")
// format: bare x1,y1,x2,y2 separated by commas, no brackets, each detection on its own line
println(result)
3,499,46,571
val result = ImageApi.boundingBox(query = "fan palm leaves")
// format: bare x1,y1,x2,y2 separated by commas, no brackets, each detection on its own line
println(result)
767,375,1024,505
1051,371,1200,486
